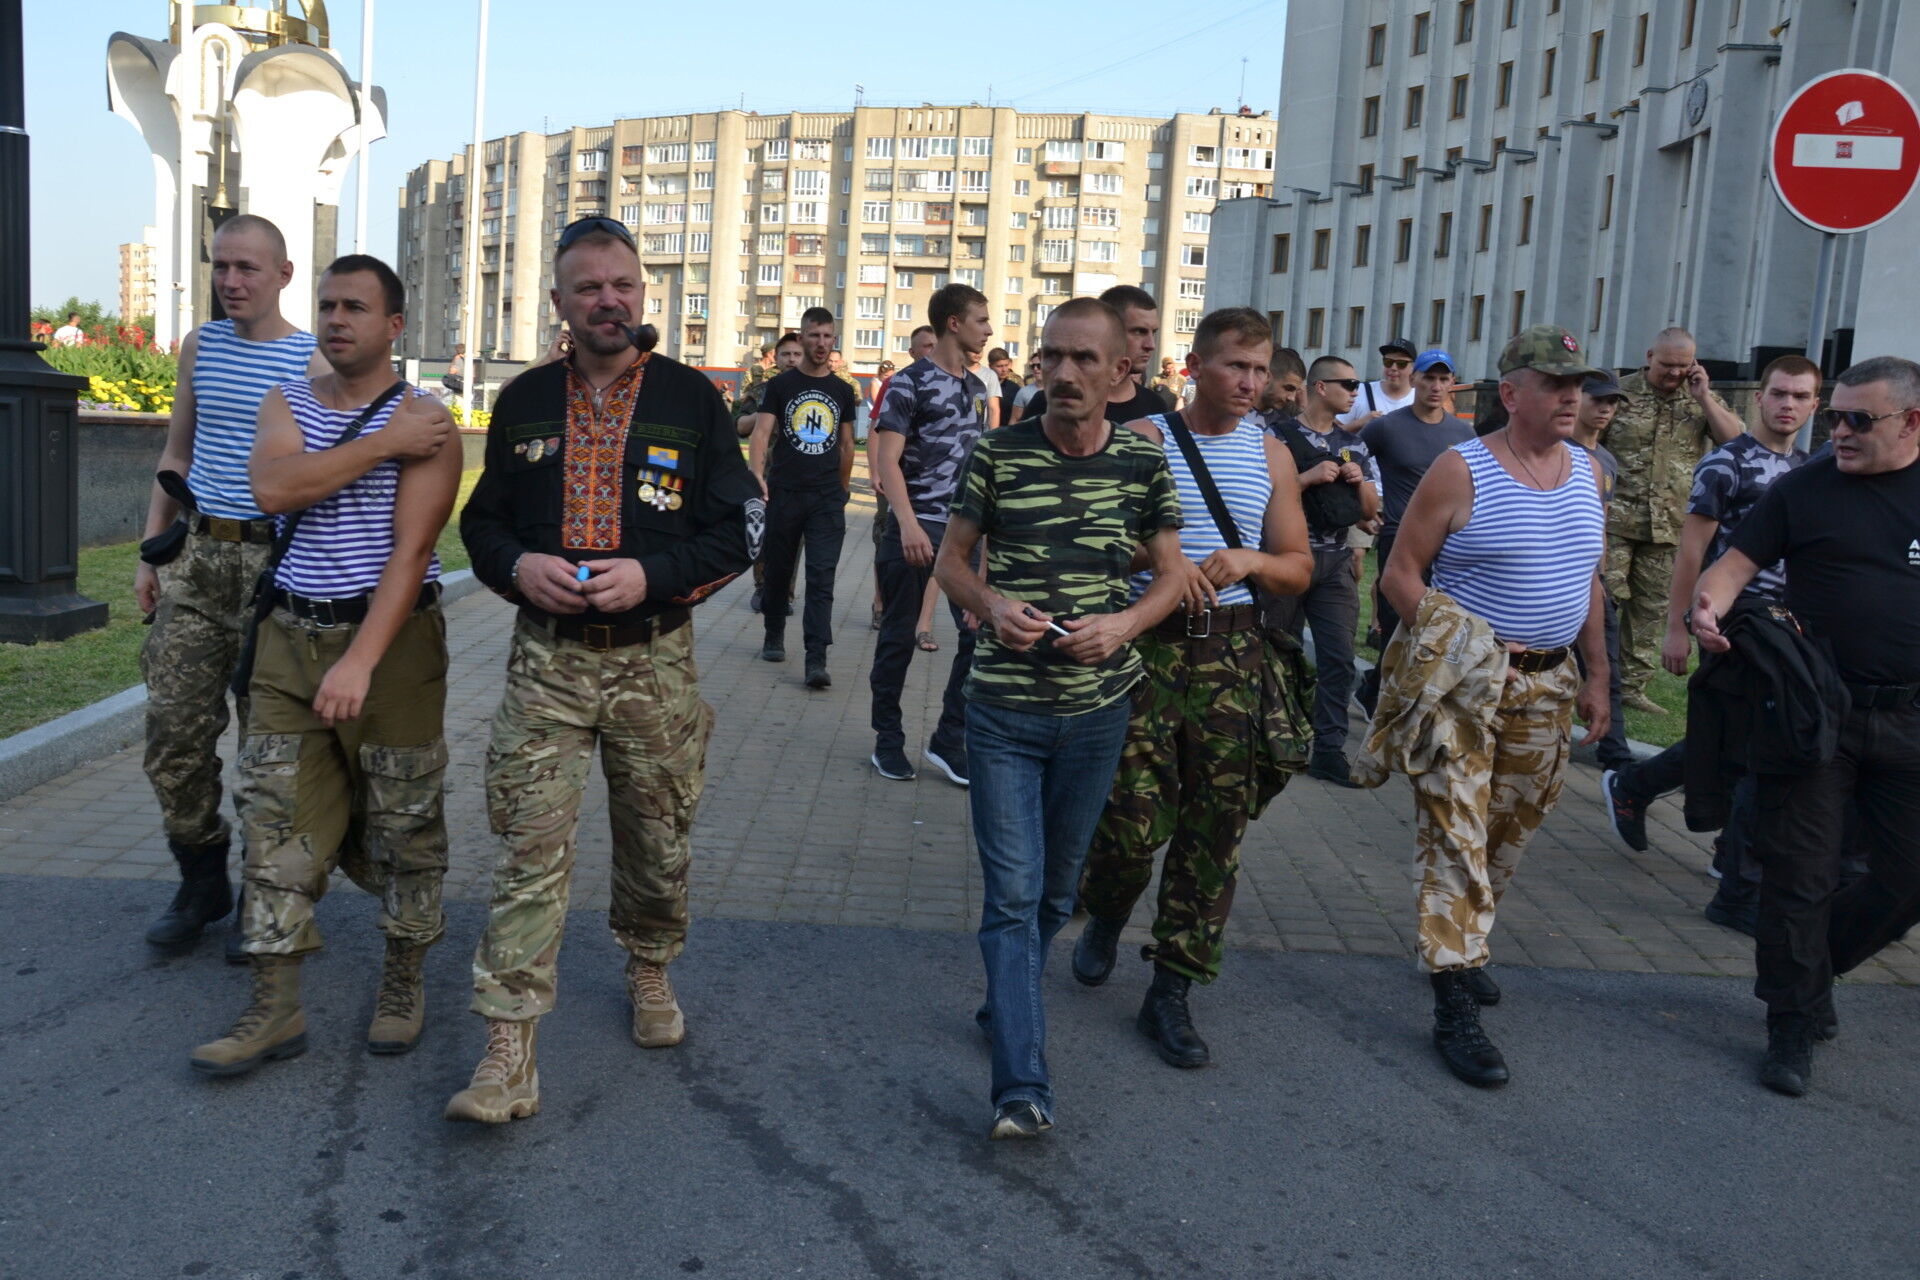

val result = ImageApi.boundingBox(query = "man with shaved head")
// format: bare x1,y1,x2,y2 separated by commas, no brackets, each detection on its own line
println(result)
1601,326,1743,712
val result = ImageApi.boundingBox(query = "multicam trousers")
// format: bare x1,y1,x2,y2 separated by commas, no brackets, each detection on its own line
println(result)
1602,538,1675,698
238,605,451,957
470,615,714,1022
1081,628,1262,984
1413,658,1578,973
140,529,269,846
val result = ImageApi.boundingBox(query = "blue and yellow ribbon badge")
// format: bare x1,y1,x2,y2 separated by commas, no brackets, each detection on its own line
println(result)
646,446,681,470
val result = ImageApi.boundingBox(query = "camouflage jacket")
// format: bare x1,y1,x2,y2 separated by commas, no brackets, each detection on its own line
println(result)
733,366,775,419
1354,588,1505,787
1600,370,1731,545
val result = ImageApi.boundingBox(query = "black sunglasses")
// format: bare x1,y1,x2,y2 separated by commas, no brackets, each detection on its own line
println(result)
557,215,637,252
1323,377,1362,392
1820,407,1914,433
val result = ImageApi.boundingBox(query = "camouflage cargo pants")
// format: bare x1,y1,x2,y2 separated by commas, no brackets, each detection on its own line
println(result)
1081,628,1262,984
470,615,714,1022
1602,538,1675,698
238,605,451,957
140,530,269,846
1413,659,1578,972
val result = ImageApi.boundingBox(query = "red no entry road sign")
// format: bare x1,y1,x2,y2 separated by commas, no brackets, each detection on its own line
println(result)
1769,68,1920,234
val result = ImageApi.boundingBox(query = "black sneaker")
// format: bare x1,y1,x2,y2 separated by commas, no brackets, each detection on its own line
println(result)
760,639,785,663
749,588,764,614
923,740,969,787
988,1100,1051,1140
1307,753,1361,788
1703,896,1758,938
871,746,916,781
804,655,831,689
1758,1015,1814,1097
1601,769,1648,852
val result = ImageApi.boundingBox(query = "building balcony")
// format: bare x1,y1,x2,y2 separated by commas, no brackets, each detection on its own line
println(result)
1035,259,1074,274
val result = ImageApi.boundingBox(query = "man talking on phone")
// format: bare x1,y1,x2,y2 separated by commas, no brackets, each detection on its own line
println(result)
1600,326,1743,713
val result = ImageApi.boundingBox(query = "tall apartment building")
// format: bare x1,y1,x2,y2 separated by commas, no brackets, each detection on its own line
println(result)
1206,0,1917,378
118,228,158,323
396,105,1275,371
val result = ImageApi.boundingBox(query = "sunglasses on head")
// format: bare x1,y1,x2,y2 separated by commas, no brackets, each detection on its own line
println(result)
1323,378,1362,392
1820,407,1914,434
557,215,637,252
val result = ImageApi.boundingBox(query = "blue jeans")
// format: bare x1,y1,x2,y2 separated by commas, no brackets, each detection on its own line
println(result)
966,695,1133,1119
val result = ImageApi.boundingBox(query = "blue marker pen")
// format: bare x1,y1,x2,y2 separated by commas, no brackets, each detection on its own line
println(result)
576,565,592,584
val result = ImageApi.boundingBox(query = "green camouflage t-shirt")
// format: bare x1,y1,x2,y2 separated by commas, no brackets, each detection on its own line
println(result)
951,419,1182,715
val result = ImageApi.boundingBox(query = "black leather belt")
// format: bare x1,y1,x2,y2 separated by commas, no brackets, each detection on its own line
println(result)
272,582,440,627
525,606,690,651
1156,602,1262,639
195,514,277,544
1507,645,1572,674
1845,681,1920,711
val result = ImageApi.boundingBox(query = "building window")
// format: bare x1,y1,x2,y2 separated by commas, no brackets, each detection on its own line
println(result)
1412,10,1431,54
1269,311,1286,344
1178,244,1206,268
1174,309,1201,333
1588,31,1605,80
962,135,992,157
1682,0,1698,46
1470,294,1486,340
1510,290,1527,335
1362,96,1381,137
693,170,714,190
1358,163,1376,192
757,264,782,286
1396,219,1413,262
1446,145,1463,165
1390,302,1407,337
1271,233,1291,273
1456,0,1474,42
1541,47,1557,96
1497,61,1514,107
1178,278,1206,299
1367,24,1386,65
866,137,892,159
1428,299,1445,344
1354,224,1371,267
1519,195,1534,244
1633,13,1648,65
1347,307,1367,347
1312,229,1331,269
1502,0,1516,26
853,328,883,349
1184,211,1211,233
1044,206,1078,230
1042,238,1074,264
620,145,642,166
1450,75,1470,118
1435,211,1453,257
693,141,714,162
1189,144,1217,165
1083,240,1119,264
1186,176,1218,199
792,202,825,225
1086,172,1123,195
1007,277,1023,294
1591,277,1606,331
1084,206,1120,229
1406,85,1425,128
1477,203,1493,251
1088,140,1126,162
1600,174,1615,230
857,264,885,284
577,149,606,172
1307,308,1326,347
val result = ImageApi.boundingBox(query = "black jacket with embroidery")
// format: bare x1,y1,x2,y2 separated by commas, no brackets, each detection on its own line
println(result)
459,354,758,623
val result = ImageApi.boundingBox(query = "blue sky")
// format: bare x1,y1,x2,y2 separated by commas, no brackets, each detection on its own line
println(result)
25,0,1287,311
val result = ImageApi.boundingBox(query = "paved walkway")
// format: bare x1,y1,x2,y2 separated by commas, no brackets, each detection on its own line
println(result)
2,496,1914,986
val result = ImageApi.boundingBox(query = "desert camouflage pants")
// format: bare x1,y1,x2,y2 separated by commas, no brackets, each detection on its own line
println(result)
1081,628,1262,984
238,606,451,957
1413,659,1578,973
1602,538,1675,698
140,530,269,846
471,615,714,1022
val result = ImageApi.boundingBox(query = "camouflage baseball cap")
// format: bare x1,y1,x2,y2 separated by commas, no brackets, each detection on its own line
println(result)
1498,324,1604,378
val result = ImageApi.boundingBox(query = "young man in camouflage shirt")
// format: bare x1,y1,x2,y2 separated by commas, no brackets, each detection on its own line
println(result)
936,298,1188,1140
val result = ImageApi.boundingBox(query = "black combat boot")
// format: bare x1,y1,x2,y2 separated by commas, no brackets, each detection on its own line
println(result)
1071,914,1125,987
145,838,234,947
1461,964,1501,1006
1136,965,1210,1068
1758,1014,1814,1097
1431,971,1509,1087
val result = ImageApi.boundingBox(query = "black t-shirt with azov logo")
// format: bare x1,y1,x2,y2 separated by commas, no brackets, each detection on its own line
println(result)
1731,453,1920,685
760,368,857,491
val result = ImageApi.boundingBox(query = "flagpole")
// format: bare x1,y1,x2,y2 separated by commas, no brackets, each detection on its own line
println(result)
460,0,489,421
354,0,374,252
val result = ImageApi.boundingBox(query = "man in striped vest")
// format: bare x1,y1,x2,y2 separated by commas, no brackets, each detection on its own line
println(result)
190,256,463,1077
1073,307,1313,1068
135,214,327,953
1376,324,1611,1088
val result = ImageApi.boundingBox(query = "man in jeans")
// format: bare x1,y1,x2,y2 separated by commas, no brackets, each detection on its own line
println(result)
1268,356,1380,785
868,284,993,784
936,297,1187,1140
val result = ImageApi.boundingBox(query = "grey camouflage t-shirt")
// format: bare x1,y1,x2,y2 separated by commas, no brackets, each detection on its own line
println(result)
1689,433,1808,601
874,357,988,525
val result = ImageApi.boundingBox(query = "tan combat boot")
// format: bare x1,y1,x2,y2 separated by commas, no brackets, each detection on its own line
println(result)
190,955,307,1077
444,1019,540,1123
626,955,685,1048
367,939,429,1055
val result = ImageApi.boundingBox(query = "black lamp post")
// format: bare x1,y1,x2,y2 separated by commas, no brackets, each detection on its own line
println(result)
0,0,107,643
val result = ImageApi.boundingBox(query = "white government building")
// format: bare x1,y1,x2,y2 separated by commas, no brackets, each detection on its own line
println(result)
1205,0,1917,378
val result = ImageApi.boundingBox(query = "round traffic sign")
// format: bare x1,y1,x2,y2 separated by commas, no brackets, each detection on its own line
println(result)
1769,68,1920,234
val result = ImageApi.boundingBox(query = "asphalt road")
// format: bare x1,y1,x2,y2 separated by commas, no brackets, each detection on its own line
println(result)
2,873,1915,1280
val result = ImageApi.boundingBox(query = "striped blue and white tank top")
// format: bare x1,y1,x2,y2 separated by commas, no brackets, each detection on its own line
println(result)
273,380,442,598
186,320,318,518
1430,436,1604,649
1130,414,1272,607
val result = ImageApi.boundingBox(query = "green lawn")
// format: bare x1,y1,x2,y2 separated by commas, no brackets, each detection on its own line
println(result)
1351,554,1689,748
0,470,480,740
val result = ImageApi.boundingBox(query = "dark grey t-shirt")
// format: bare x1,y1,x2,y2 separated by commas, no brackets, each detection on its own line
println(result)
1360,406,1476,533
874,357,989,525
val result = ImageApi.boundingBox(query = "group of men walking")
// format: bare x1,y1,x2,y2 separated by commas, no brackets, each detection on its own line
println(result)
130,205,1917,1137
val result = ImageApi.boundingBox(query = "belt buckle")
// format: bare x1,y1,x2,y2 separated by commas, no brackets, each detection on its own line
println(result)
307,597,338,629
209,516,239,541
582,623,615,651
1184,607,1213,639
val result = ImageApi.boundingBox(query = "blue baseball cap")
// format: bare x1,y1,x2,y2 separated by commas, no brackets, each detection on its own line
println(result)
1413,347,1456,374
